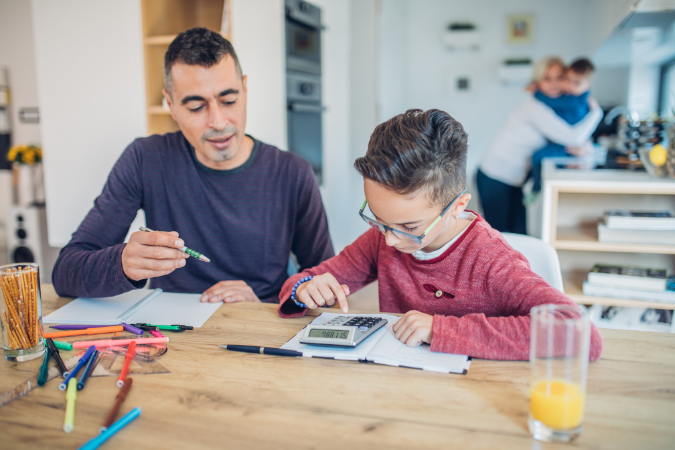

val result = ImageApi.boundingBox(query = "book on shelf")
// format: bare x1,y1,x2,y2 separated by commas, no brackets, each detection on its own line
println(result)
587,264,667,292
602,210,675,230
582,281,675,304
597,223,675,245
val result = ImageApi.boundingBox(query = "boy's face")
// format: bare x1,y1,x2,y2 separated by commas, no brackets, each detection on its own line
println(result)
363,179,469,254
564,70,592,96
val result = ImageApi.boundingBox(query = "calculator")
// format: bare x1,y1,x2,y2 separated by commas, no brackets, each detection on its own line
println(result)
299,316,388,347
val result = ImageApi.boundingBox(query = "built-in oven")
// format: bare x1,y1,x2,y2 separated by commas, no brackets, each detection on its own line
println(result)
285,0,324,183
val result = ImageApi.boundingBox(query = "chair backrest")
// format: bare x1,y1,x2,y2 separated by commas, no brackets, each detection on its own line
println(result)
501,233,564,292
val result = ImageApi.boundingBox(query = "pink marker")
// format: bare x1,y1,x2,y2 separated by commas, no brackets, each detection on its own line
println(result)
72,337,169,348
149,330,165,338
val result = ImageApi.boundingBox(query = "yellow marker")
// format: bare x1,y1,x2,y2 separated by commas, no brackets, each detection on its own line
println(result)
63,378,77,433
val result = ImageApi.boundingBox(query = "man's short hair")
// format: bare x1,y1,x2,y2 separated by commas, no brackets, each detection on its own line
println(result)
164,27,242,93
354,109,468,207
568,58,595,77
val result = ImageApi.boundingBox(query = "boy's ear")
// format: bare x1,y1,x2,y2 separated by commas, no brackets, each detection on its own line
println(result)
451,193,472,216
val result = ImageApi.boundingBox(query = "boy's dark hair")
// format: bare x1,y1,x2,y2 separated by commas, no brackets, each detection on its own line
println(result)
164,27,242,93
354,109,468,207
568,58,595,76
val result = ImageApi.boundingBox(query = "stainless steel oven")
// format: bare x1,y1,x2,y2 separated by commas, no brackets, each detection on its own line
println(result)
285,0,324,183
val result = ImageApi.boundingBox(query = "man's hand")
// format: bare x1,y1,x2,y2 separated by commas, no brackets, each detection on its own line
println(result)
122,230,189,281
293,273,350,313
201,280,260,303
392,310,434,347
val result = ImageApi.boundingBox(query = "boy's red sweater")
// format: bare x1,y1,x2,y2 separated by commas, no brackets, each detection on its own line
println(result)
278,213,603,361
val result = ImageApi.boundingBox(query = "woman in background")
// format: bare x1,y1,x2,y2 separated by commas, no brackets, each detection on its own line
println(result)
476,56,603,234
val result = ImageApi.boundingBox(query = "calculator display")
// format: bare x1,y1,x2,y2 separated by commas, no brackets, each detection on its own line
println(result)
308,329,349,339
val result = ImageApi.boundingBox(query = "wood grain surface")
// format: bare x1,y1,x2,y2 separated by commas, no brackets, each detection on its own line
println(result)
0,285,673,450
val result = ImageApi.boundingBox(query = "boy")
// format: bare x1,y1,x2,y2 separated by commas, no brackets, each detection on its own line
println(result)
277,109,603,361
529,58,596,195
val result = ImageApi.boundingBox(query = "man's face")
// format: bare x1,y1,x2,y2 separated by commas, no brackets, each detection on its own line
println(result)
163,56,247,168
564,70,592,96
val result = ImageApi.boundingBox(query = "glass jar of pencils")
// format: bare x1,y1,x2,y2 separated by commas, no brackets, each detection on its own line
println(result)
0,263,44,361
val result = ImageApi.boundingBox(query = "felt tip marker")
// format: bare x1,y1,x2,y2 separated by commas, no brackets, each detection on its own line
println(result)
117,341,136,388
60,346,96,391
44,325,123,339
63,378,78,433
46,338,69,378
37,346,50,386
139,226,210,262
84,406,141,449
77,350,99,390
71,337,168,349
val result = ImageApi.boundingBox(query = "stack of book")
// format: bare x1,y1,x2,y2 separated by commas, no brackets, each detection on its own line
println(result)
582,264,674,304
597,210,675,245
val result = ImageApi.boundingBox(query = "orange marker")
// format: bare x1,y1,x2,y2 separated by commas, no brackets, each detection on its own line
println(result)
43,325,123,339
116,341,136,388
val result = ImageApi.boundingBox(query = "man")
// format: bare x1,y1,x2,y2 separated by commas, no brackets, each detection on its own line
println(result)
52,28,334,303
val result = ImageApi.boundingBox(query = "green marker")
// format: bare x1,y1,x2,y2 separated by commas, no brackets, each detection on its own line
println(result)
139,227,210,262
52,340,73,351
38,347,50,386
144,324,193,331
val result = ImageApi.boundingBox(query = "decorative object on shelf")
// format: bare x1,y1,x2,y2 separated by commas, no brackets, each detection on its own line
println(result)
497,58,532,85
507,14,534,44
0,67,11,171
7,144,44,206
444,22,480,51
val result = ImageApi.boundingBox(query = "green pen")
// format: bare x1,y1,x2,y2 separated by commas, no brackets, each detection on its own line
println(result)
38,347,50,386
139,226,211,263
52,340,73,351
144,324,194,331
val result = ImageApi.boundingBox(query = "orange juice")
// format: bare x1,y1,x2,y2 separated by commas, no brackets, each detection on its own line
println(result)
530,379,584,429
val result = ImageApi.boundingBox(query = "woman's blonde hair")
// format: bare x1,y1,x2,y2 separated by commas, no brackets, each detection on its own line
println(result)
532,56,565,82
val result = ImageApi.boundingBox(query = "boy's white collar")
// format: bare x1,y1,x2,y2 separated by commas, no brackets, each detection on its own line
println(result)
413,211,476,261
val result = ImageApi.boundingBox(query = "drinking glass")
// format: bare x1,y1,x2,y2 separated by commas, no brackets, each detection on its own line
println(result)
0,263,44,361
529,304,590,443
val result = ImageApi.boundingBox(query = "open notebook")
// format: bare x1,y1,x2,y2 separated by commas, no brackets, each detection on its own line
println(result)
43,289,222,328
281,313,471,374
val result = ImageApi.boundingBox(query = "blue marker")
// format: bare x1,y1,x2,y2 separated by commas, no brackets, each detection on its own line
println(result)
78,407,141,450
60,346,95,391
77,350,99,390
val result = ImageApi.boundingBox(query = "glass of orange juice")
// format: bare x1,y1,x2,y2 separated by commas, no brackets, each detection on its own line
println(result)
529,304,590,443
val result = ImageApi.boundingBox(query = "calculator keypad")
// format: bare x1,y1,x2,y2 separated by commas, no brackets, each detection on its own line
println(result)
327,316,383,331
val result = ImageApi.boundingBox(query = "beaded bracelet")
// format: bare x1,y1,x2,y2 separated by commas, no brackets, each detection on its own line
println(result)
290,275,313,308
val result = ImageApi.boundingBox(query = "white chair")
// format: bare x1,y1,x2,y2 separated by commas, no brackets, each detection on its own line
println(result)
501,233,564,292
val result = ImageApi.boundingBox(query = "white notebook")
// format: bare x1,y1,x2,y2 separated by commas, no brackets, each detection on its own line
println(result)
281,313,471,374
43,289,222,328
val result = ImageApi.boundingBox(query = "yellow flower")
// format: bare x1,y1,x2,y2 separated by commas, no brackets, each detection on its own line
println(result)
7,146,18,162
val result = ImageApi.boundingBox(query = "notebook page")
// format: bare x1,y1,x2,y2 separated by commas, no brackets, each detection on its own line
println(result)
125,292,222,327
367,323,469,374
43,289,160,325
280,313,399,360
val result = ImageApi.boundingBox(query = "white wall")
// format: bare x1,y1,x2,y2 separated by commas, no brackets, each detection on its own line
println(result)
593,67,631,107
0,0,42,236
31,0,146,247
230,0,287,150
379,0,596,214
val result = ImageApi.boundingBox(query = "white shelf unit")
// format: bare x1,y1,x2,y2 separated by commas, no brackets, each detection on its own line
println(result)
540,161,675,312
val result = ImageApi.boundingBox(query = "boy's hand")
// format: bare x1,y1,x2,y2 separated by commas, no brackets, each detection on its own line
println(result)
392,311,434,347
294,273,350,313
588,97,599,110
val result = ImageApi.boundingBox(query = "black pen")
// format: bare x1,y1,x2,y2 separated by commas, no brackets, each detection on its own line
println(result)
46,338,69,378
219,345,303,357
130,324,159,332
77,350,99,390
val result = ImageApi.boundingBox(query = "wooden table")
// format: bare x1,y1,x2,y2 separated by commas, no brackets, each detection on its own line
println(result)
1,286,674,449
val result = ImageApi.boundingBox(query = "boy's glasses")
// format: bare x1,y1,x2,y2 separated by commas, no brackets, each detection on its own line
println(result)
359,188,467,245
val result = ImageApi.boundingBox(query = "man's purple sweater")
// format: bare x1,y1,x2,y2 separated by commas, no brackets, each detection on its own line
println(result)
52,132,335,302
